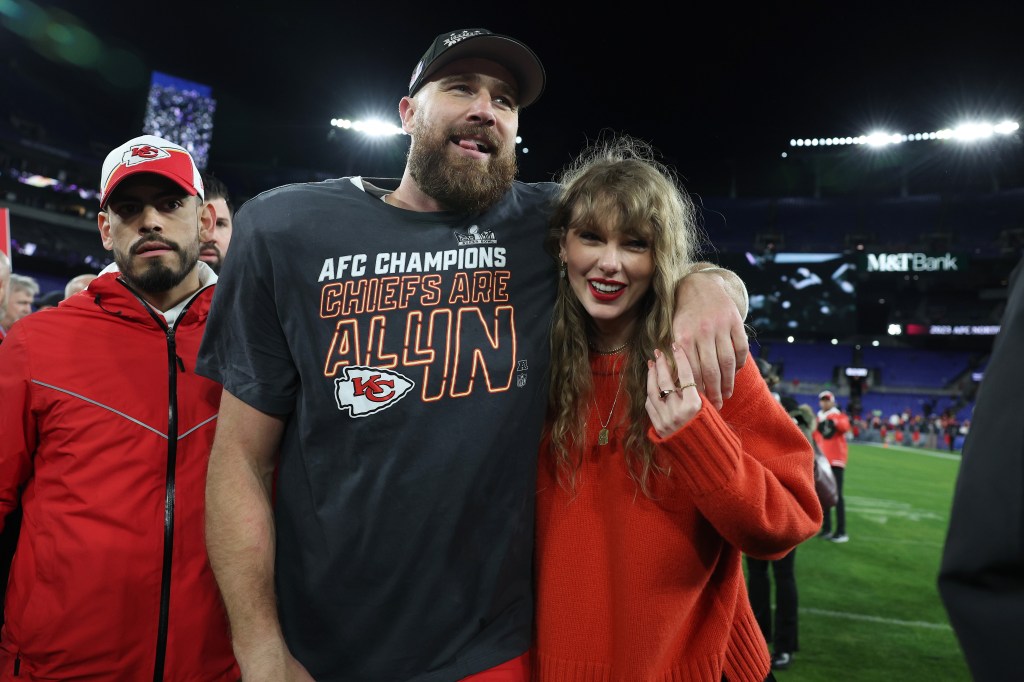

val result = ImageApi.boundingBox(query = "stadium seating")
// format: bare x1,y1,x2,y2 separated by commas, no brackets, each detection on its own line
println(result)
860,345,975,388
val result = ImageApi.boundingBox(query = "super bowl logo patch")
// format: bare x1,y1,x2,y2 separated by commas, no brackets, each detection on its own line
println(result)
334,366,415,417
454,224,496,246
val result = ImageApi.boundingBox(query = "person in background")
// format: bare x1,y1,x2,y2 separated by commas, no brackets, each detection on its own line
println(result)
815,389,852,542
0,252,9,342
745,387,819,672
756,357,782,401
199,171,233,274
532,134,821,681
32,273,98,312
938,255,1024,681
0,134,238,680
33,290,63,311
0,253,13,625
924,414,941,450
64,272,98,298
0,273,39,331
197,28,751,682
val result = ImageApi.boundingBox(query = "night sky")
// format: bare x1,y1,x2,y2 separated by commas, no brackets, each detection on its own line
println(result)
4,1,1024,200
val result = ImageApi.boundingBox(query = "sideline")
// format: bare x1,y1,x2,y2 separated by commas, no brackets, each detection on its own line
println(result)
857,441,961,461
801,606,952,631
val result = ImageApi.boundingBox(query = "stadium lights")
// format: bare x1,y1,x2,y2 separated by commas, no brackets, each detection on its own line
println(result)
789,119,1019,149
330,118,406,137
328,119,532,153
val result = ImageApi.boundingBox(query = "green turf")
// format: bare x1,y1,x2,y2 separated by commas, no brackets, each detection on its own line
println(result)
750,442,970,681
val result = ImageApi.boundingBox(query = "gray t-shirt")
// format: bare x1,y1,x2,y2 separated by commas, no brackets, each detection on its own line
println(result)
196,176,558,681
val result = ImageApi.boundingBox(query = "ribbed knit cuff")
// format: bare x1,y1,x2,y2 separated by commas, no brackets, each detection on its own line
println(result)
649,406,742,493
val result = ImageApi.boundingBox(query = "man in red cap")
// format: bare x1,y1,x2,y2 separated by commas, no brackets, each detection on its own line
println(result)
815,390,852,542
0,134,238,680
198,28,751,682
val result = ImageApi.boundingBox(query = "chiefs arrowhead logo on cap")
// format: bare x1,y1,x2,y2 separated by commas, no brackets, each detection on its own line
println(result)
99,134,204,208
123,144,171,166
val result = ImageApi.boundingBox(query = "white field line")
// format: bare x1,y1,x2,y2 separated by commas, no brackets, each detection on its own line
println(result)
801,606,952,631
858,442,961,461
811,532,945,548
839,495,945,524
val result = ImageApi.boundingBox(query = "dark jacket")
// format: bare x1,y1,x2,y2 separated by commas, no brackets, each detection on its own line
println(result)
939,257,1024,681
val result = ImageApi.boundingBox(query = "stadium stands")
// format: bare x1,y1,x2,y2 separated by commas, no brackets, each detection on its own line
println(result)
860,345,975,388
760,341,856,384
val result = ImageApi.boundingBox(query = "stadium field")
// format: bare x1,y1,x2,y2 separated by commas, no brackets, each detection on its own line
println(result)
755,442,969,681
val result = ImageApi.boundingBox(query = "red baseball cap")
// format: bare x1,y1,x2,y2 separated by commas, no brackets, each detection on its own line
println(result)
818,390,836,401
99,135,204,208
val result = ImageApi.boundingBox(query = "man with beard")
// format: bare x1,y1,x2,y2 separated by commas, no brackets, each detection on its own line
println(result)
197,29,749,682
199,171,234,274
0,135,239,681
0,251,10,343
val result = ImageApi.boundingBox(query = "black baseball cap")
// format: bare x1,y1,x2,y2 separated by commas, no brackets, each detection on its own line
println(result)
34,290,63,308
408,28,546,107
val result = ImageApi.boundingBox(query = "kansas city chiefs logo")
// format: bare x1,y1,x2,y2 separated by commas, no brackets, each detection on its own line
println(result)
123,144,171,166
334,366,414,417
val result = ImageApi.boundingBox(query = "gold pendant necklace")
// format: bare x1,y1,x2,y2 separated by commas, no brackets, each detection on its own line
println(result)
595,369,626,446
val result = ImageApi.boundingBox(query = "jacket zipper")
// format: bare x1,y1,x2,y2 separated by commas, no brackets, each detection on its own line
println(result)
152,322,178,682
113,279,203,682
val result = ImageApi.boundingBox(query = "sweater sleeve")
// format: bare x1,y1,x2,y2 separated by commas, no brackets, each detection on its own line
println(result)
649,360,823,559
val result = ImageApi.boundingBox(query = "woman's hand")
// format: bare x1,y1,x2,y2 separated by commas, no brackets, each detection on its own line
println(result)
646,344,703,438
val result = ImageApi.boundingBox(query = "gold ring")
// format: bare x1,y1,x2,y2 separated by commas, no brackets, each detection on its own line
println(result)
659,388,673,400
676,382,697,394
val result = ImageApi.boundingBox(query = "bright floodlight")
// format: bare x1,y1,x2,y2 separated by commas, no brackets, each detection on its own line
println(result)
790,118,1019,149
865,131,905,147
331,118,405,137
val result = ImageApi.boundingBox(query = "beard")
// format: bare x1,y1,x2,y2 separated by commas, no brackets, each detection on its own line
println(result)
407,123,517,214
199,242,223,274
114,236,199,293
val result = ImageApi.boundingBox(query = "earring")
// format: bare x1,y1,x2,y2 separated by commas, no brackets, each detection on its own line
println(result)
559,260,567,279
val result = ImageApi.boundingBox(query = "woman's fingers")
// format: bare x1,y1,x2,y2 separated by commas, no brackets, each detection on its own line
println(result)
670,342,697,393
645,348,702,438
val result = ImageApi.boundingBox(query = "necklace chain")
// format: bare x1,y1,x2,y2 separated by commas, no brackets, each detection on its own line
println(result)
594,366,626,446
590,341,630,355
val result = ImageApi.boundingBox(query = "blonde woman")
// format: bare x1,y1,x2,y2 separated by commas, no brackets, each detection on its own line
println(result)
533,134,822,682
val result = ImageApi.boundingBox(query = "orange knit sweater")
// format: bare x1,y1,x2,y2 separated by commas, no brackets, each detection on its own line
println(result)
533,357,822,682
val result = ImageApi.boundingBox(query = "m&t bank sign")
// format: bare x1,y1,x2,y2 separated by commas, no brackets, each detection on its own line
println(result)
859,252,966,273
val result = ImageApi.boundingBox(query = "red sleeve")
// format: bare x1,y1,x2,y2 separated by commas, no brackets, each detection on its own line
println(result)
0,326,38,531
649,360,823,560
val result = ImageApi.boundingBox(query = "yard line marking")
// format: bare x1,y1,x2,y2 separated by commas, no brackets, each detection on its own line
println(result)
802,607,952,631
808,533,944,548
860,442,961,461
835,496,944,525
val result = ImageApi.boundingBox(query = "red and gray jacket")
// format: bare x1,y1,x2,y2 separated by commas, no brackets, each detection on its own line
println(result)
814,406,851,468
0,270,238,681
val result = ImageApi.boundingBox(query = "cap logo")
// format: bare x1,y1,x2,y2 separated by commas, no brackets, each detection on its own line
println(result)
443,29,486,48
409,60,424,90
123,144,171,166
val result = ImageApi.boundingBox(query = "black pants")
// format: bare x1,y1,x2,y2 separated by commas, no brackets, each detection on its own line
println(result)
746,549,798,654
821,465,846,536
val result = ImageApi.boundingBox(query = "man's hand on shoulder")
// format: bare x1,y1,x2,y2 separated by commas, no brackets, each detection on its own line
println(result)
672,264,750,410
